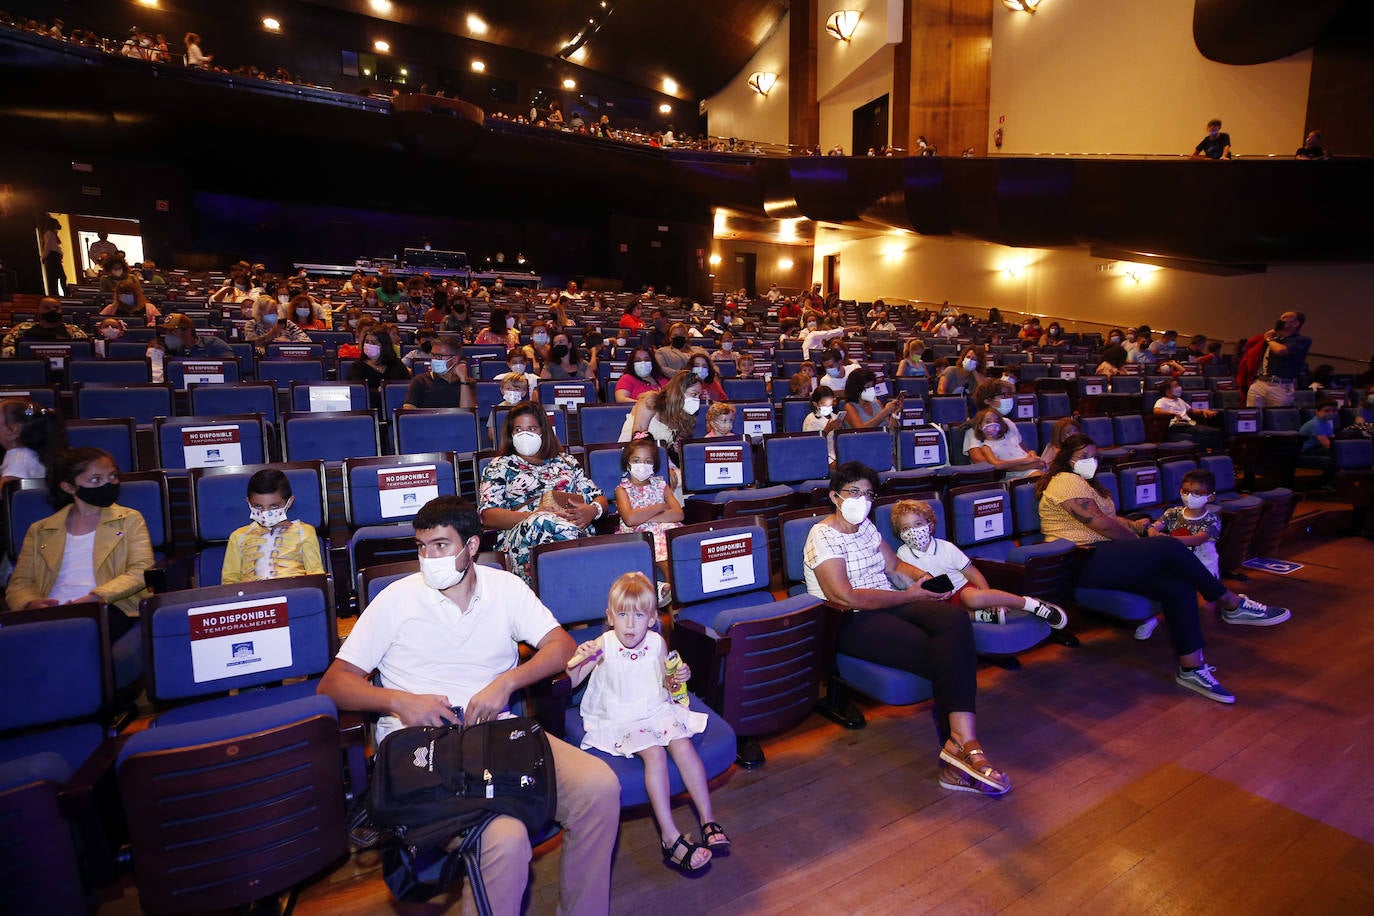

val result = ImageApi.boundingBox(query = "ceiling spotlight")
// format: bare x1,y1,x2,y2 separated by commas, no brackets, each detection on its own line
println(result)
662,77,678,95
369,0,393,14
1002,0,1042,10
399,68,408,76
137,0,159,7
373,39,390,53
825,10,861,41
261,17,281,32
747,71,778,97
471,60,486,72
659,103,671,114
466,14,489,35
563,78,576,89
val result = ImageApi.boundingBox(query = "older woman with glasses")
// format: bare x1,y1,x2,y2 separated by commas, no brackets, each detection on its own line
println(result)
803,461,1012,796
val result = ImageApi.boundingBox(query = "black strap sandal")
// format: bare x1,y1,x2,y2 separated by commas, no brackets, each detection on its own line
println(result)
661,833,711,874
700,821,731,854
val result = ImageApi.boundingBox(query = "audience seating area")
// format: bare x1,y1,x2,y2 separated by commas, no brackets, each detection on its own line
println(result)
2,264,1371,912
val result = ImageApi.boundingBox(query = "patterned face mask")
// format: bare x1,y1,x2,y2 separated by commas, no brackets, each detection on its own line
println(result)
900,525,931,551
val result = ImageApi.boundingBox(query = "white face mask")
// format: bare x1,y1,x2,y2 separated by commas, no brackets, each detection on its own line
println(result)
629,461,654,481
506,316,516,328
616,337,626,347
419,549,471,591
249,503,290,528
693,366,710,381
817,403,833,417
502,389,523,404
296,307,312,320
982,423,1003,438
363,343,382,360
839,495,871,525
826,367,842,378
533,333,549,346
1182,492,1210,509
962,357,979,372
722,341,733,351
118,293,136,306
682,396,701,415
1072,457,1099,480
101,327,121,340
430,357,450,375
860,388,878,403
512,430,542,457
900,525,932,552
995,397,1015,414
634,360,653,377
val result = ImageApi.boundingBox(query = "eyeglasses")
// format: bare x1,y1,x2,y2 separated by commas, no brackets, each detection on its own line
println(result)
838,486,874,498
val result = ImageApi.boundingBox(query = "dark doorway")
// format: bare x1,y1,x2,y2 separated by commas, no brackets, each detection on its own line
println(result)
852,94,889,157
823,254,839,296
737,252,757,298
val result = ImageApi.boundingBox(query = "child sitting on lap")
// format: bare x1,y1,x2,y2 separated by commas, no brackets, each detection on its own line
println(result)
568,572,729,874
890,499,1068,628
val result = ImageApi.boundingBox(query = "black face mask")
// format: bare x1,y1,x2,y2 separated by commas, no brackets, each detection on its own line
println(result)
671,335,687,348
550,344,570,362
38,309,62,324
76,481,120,508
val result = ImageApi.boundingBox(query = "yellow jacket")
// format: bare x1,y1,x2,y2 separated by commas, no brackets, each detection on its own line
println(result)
6,504,154,616
221,520,324,585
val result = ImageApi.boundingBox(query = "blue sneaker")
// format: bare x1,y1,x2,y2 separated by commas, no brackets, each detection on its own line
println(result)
1222,595,1290,627
1176,664,1236,704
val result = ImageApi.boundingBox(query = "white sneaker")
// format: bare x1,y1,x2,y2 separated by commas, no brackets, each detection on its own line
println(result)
973,608,1007,625
1133,616,1160,641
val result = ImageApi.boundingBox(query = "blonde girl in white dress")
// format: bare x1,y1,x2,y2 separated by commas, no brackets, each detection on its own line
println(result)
568,572,729,873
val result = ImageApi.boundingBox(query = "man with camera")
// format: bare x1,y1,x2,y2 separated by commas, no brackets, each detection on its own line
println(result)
1246,311,1311,408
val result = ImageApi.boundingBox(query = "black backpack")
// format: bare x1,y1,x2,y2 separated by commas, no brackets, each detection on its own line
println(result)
369,716,557,906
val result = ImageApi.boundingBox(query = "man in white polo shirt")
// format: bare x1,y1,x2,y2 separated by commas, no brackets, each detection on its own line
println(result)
318,496,620,916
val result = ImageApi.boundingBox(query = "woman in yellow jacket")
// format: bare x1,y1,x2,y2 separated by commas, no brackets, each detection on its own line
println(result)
6,448,152,639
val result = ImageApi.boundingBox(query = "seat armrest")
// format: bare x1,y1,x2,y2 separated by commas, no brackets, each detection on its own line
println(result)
60,733,130,888
144,554,194,594
974,559,1020,594
670,618,730,710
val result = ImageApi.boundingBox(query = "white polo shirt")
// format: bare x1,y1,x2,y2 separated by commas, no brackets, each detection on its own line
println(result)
896,538,973,591
336,565,561,741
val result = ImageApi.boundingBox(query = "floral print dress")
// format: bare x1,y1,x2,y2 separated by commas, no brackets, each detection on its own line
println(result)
617,474,680,561
479,452,604,583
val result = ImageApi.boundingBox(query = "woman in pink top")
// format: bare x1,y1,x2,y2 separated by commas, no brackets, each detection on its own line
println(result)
615,347,669,403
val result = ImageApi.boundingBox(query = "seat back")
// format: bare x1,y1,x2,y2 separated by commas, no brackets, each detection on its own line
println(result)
722,378,767,402
782,397,814,433
1224,407,1262,436
265,343,326,360
116,694,347,915
1038,392,1072,419
530,533,656,628
834,429,896,474
778,506,832,590
66,418,139,474
1117,463,1164,514
0,385,59,410
1158,458,1198,498
681,437,756,493
1263,408,1301,432
154,415,269,470
74,383,173,424
537,379,597,415
3,479,55,564
733,402,775,438
166,358,241,391
0,360,50,387
927,395,969,427
343,453,458,528
1009,476,1043,537
1080,416,1115,447
282,410,379,461
577,402,633,447
142,576,337,704
391,406,480,458
0,604,112,739
762,433,830,485
1200,454,1237,495
289,381,369,413
897,427,948,470
188,382,279,424
1113,414,1148,446
256,358,326,390
117,471,172,553
357,559,421,612
68,359,151,385
948,486,1012,548
667,517,770,606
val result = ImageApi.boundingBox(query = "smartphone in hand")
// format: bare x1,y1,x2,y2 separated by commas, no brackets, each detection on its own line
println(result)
922,573,955,594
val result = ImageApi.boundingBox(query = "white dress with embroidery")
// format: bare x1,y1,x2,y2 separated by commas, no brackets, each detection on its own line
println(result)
578,630,707,757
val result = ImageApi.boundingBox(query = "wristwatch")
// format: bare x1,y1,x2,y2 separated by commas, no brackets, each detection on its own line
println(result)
592,501,604,520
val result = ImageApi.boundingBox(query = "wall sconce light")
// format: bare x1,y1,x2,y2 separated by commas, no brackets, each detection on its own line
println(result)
1001,0,1041,12
778,258,795,270
748,71,778,96
825,11,862,41
1002,263,1026,278
709,253,722,266
1121,262,1160,284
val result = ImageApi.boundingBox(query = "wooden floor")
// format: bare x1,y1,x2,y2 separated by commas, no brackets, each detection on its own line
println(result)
100,527,1374,915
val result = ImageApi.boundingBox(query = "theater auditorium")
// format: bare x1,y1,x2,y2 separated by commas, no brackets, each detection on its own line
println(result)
1,1,1372,913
